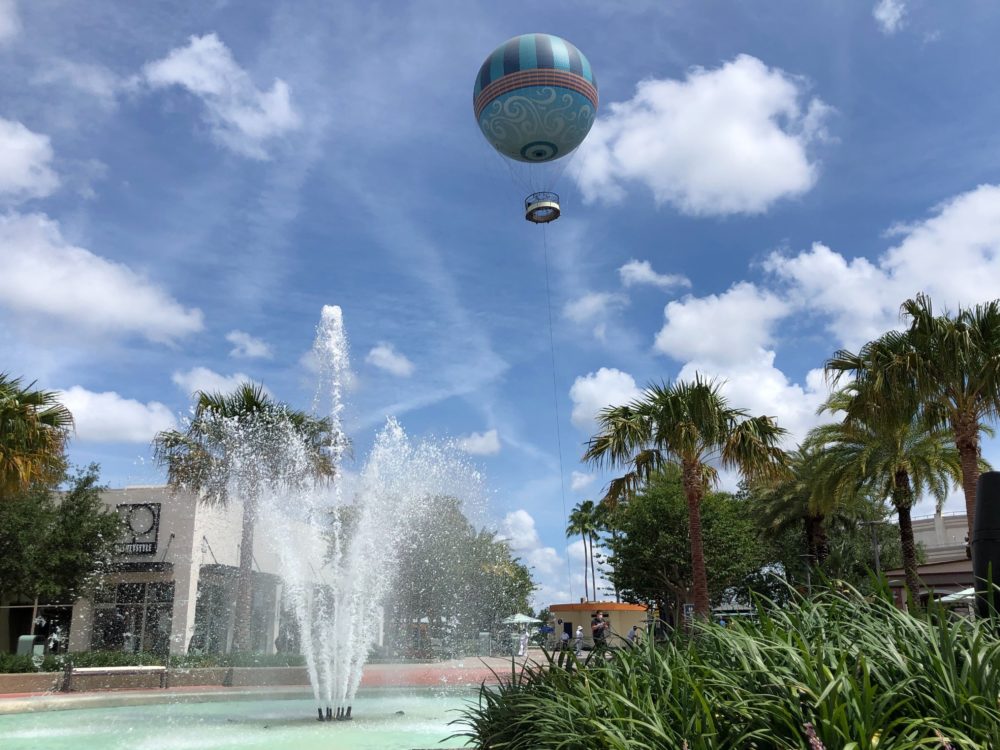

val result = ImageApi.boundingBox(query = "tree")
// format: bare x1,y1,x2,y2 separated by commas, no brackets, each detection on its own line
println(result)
807,387,968,603
604,468,774,625
827,294,1000,536
754,447,839,567
584,376,787,617
566,500,600,600
152,382,334,652
0,464,121,602
0,373,73,499
387,496,534,655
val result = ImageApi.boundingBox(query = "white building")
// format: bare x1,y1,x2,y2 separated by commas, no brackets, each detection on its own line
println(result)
2,485,331,656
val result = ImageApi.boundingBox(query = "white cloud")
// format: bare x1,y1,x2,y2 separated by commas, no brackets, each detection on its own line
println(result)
575,54,830,216
501,509,570,608
59,386,176,443
0,0,19,42
0,118,59,201
563,291,628,323
365,342,414,377
618,259,690,290
766,184,1000,351
570,471,596,492
226,329,272,359
143,33,300,159
172,367,258,397
676,355,832,448
874,0,906,34
33,59,123,106
0,213,203,341
457,428,501,456
654,282,790,367
569,367,642,430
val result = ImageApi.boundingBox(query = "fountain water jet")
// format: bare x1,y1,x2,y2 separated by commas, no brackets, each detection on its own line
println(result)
219,305,482,721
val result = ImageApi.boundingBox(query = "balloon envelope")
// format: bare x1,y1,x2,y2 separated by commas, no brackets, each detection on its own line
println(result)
474,34,598,163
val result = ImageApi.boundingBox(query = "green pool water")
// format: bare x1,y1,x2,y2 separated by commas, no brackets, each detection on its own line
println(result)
0,689,475,749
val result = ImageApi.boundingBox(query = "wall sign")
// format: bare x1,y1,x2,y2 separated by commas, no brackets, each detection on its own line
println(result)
115,503,161,555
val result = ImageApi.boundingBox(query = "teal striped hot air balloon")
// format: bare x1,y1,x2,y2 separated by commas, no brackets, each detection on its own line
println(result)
474,34,598,164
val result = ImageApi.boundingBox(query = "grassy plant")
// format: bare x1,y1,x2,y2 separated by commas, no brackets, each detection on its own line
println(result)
457,587,1000,749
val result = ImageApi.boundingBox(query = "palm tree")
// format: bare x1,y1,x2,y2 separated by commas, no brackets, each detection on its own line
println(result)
566,500,599,600
754,447,838,569
584,376,788,617
153,382,334,652
0,373,74,498
827,294,1000,536
807,387,969,603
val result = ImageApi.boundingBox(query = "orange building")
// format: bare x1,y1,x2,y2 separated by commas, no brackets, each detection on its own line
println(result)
548,601,648,648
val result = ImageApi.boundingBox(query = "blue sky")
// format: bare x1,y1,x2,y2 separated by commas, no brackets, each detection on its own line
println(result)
3,0,1000,606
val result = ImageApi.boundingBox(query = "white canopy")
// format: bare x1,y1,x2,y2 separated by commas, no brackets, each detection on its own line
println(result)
501,613,541,625
939,587,975,603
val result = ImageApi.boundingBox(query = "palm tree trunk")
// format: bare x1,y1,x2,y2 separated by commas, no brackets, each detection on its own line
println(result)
682,460,710,618
581,533,589,602
813,515,829,565
589,533,598,601
232,497,256,653
894,470,921,608
954,415,980,538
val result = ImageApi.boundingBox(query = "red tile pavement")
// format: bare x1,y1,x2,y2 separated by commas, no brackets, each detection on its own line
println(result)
0,655,538,702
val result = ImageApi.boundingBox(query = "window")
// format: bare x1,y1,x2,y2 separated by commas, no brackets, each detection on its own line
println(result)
91,582,175,655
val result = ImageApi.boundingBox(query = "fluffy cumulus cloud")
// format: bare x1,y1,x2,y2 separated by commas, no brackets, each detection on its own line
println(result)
874,0,906,34
618,259,690,290
0,118,59,201
570,471,596,492
766,184,1000,350
569,367,642,430
59,386,176,443
365,342,414,377
654,282,790,367
0,213,203,341
172,367,258,397
575,54,830,216
143,33,300,159
226,329,272,359
0,0,19,42
501,510,568,607
676,355,831,447
457,428,501,456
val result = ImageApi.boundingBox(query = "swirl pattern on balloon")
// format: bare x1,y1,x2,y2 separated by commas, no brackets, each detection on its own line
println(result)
478,87,595,163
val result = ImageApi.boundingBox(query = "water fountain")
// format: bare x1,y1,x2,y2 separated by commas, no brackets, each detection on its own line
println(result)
0,305,490,749
219,305,483,722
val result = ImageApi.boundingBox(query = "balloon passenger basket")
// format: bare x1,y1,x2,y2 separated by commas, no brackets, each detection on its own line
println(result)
525,192,560,224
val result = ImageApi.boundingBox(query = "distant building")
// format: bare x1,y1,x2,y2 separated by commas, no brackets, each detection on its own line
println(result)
547,601,648,648
885,511,972,606
1,486,341,656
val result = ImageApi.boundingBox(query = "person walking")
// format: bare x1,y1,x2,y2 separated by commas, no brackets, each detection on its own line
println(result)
574,625,584,656
591,611,608,650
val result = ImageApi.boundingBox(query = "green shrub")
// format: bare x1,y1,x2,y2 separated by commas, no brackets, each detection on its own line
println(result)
0,653,38,673
0,650,308,673
457,586,1000,749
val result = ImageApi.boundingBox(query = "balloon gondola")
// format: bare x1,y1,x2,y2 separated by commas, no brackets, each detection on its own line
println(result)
473,33,598,222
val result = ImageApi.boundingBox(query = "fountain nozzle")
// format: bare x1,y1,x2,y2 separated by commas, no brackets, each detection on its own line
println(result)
326,706,333,721
317,708,324,721
345,706,353,721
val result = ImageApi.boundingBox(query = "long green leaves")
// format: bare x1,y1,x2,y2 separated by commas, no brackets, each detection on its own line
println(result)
458,588,1000,749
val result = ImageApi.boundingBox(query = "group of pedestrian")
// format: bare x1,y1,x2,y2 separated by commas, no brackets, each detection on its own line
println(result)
557,612,643,656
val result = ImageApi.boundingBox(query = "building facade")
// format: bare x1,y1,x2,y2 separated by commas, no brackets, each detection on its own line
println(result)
1,485,329,656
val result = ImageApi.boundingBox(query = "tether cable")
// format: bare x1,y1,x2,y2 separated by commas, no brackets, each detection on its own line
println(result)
541,222,574,599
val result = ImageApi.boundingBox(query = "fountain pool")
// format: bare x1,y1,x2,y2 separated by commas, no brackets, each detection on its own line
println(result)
0,688,474,750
